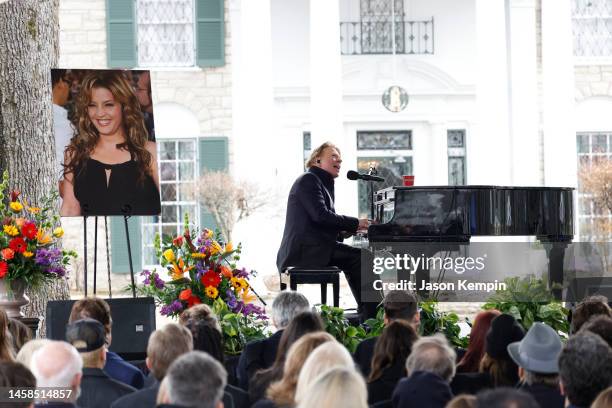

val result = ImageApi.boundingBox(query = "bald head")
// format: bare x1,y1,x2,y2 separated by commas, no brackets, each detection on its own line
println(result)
31,341,82,400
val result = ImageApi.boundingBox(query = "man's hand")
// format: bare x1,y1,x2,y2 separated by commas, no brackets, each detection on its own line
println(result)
358,218,371,232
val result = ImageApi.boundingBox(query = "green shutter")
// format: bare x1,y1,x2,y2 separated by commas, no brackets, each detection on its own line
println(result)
196,0,225,67
110,216,142,274
106,0,137,68
198,137,229,230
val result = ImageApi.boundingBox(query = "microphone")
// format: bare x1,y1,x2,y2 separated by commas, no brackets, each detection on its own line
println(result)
347,170,385,182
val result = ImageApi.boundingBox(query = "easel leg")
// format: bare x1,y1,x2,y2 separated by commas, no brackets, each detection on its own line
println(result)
94,216,98,295
83,216,88,297
123,216,136,298
104,216,112,298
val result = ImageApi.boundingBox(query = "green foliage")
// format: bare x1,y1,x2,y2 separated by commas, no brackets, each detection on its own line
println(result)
482,276,569,338
212,298,269,355
318,305,366,353
419,300,469,349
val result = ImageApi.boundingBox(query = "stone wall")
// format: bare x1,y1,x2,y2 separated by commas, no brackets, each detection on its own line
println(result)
575,65,612,101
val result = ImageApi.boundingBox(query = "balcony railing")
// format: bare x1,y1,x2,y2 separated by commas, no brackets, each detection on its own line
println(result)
340,18,434,55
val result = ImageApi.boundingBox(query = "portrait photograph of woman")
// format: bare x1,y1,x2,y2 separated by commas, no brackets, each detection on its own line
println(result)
57,69,161,216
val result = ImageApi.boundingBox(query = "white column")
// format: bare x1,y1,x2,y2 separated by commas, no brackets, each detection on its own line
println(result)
541,0,576,187
472,0,512,185
309,0,344,148
508,0,539,186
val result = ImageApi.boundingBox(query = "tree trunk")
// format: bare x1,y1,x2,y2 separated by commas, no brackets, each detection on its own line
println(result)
0,0,69,337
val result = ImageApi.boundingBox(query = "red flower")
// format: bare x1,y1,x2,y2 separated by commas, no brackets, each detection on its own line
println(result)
21,222,37,240
8,238,26,253
1,249,14,261
201,270,221,287
0,262,7,278
187,295,201,307
179,288,192,301
172,236,184,247
10,190,20,202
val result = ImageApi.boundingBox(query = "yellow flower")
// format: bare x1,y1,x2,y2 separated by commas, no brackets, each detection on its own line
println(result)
36,229,52,245
170,258,193,281
163,249,175,262
205,286,219,299
53,227,64,238
210,241,222,255
27,207,40,214
230,277,241,289
191,252,206,260
204,229,213,239
238,278,249,290
9,202,23,212
241,288,257,304
23,251,33,258
225,242,233,253
3,225,19,237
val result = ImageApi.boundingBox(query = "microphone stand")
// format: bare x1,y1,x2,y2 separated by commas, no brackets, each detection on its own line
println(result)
368,165,378,220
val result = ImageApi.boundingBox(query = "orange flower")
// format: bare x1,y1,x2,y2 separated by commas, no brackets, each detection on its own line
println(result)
191,252,206,260
220,266,233,279
1,248,14,261
241,288,257,304
170,257,194,280
225,242,233,253
22,251,33,258
14,218,26,228
179,288,192,300
36,229,52,245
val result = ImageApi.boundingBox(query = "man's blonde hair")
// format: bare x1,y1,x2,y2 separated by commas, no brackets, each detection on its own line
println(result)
305,142,340,168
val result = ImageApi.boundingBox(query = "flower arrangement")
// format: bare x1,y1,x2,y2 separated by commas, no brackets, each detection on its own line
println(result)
0,170,76,289
136,221,268,354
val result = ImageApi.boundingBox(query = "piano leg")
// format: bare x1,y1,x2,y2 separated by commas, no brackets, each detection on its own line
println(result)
543,241,569,300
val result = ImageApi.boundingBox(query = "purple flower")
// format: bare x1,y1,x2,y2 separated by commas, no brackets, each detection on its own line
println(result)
234,268,250,279
46,265,66,277
160,300,183,316
35,248,61,266
226,289,238,310
153,274,165,289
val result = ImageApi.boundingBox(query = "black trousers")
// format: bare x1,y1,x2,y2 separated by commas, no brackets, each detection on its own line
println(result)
329,243,380,319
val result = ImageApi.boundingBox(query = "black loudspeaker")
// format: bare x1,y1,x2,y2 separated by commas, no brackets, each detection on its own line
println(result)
46,297,156,361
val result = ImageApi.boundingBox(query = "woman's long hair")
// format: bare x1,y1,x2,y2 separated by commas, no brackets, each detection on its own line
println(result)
7,319,31,354
296,367,369,408
0,310,15,362
266,332,335,407
479,352,519,387
64,70,152,183
368,320,418,382
456,310,501,373
185,319,224,364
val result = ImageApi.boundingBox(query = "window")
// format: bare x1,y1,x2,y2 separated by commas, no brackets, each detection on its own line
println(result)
572,0,612,57
106,0,225,68
447,129,467,185
356,131,413,218
576,132,612,241
142,139,199,267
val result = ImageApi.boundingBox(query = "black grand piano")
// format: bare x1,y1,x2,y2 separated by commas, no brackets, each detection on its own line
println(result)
367,186,574,298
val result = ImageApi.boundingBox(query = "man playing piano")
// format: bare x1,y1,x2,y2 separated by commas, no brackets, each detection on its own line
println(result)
276,142,378,318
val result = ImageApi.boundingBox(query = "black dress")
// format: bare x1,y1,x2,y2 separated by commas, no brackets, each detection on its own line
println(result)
74,158,160,216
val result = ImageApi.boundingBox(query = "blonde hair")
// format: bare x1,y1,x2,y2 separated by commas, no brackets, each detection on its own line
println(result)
446,394,477,408
295,341,354,403
80,347,105,368
147,323,193,380
305,142,340,168
592,386,612,408
296,367,368,408
266,332,335,406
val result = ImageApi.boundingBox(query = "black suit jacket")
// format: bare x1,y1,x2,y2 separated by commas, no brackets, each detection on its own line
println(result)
110,381,159,408
77,368,136,408
354,336,378,377
276,167,359,272
236,330,283,390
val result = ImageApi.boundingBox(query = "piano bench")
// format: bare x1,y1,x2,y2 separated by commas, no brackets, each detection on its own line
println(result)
281,266,341,307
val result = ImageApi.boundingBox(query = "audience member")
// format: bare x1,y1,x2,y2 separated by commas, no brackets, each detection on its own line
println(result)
253,332,335,408
367,320,418,405
570,295,611,334
249,311,323,403
294,341,354,404
507,322,564,408
591,386,612,408
8,318,32,354
179,303,220,331
479,314,524,387
354,290,419,377
558,332,612,408
579,314,612,347
51,68,74,179
30,341,82,408
456,310,500,373
238,291,309,389
111,323,193,408
476,388,539,408
158,351,227,408
446,394,477,408
185,315,249,408
0,361,36,408
16,339,51,369
392,334,456,408
66,319,136,408
0,308,14,362
69,297,145,389
296,367,368,408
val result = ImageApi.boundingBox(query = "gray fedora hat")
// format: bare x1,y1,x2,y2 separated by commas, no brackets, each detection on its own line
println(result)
507,322,562,374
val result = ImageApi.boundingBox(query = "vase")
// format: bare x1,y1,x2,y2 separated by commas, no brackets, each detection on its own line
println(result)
0,279,29,318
